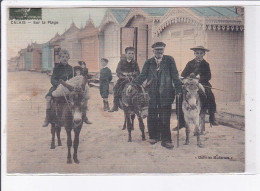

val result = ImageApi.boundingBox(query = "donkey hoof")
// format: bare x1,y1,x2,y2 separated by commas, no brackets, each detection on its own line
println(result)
50,144,55,149
58,141,62,146
67,158,72,164
73,158,80,164
122,127,126,130
128,139,132,142
197,144,203,148
184,141,189,145
193,132,199,136
142,137,146,141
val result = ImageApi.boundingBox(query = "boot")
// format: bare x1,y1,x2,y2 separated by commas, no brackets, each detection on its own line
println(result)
84,115,92,124
172,124,185,131
108,98,119,112
42,109,51,127
106,101,110,111
209,113,218,126
103,100,108,111
161,141,174,149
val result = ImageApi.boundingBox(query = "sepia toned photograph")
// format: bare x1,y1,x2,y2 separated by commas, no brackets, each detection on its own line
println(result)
5,6,245,174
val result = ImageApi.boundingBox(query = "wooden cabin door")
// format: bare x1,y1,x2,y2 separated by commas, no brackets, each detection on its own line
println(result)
120,27,137,60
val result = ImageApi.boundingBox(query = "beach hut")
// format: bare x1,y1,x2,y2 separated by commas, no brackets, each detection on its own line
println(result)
99,8,130,72
120,8,170,69
154,7,244,103
42,41,54,71
59,22,81,67
78,18,100,72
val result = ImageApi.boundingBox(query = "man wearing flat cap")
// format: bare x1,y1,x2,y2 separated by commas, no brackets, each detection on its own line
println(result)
174,46,218,131
130,42,182,149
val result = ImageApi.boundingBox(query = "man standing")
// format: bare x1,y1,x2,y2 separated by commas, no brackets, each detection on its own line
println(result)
109,47,140,112
42,49,73,127
131,42,182,149
99,58,113,111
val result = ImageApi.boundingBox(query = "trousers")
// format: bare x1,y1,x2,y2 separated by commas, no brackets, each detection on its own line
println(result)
147,105,172,142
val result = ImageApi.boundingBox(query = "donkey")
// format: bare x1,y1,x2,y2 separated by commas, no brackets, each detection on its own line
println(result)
181,75,206,147
49,77,88,164
120,82,150,142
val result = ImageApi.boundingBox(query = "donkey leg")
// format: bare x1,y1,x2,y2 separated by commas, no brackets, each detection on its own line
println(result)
138,117,146,141
122,114,126,130
126,113,132,142
200,113,206,135
184,126,190,145
56,126,62,146
50,124,56,149
194,119,203,147
131,114,135,130
73,128,81,164
66,128,72,164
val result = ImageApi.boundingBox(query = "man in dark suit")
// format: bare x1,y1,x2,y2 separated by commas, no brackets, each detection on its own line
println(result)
174,46,218,131
130,42,182,149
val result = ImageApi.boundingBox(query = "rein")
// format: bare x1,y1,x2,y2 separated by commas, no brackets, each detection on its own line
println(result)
62,89,72,113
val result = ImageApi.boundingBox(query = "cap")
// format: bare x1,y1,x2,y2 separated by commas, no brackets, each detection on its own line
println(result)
190,46,210,52
152,42,166,49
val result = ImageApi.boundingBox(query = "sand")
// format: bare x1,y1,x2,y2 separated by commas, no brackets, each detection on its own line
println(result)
6,71,244,173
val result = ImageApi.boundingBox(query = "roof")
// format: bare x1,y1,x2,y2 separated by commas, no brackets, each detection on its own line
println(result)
142,8,171,16
190,7,239,17
110,8,131,23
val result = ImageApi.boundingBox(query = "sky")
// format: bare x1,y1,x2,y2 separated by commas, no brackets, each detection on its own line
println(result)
7,8,107,59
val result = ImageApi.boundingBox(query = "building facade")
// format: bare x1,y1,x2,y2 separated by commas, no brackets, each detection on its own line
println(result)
99,8,130,72
154,7,244,103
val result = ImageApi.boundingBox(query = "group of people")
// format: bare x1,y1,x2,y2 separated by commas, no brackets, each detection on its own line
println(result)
42,49,92,128
42,42,218,150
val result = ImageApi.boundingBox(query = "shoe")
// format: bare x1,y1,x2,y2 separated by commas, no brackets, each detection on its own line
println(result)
84,118,92,124
103,100,108,111
161,141,174,149
42,109,51,127
105,101,110,111
172,125,185,131
148,139,158,145
209,113,219,126
108,105,118,112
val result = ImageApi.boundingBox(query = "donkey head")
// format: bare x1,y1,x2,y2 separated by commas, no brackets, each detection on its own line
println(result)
61,77,88,128
182,76,200,110
125,83,150,119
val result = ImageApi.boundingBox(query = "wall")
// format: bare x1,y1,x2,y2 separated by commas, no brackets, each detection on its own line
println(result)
80,35,99,72
207,30,244,103
160,22,205,72
103,22,120,73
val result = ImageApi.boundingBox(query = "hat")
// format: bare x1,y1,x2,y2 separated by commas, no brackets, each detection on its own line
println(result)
101,58,108,63
74,66,83,75
125,47,135,53
190,46,210,52
78,61,86,66
152,42,166,49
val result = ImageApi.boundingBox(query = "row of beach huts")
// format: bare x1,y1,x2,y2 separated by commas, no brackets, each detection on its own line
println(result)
8,7,244,103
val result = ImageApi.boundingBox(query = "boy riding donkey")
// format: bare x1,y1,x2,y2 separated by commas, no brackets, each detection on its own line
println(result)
42,49,91,127
108,47,140,112
173,46,218,131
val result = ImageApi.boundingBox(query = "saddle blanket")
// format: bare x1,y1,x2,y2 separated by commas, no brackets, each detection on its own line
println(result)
52,75,90,99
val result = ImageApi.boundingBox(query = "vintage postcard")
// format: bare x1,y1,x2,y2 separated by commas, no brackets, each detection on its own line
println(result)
3,4,246,174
